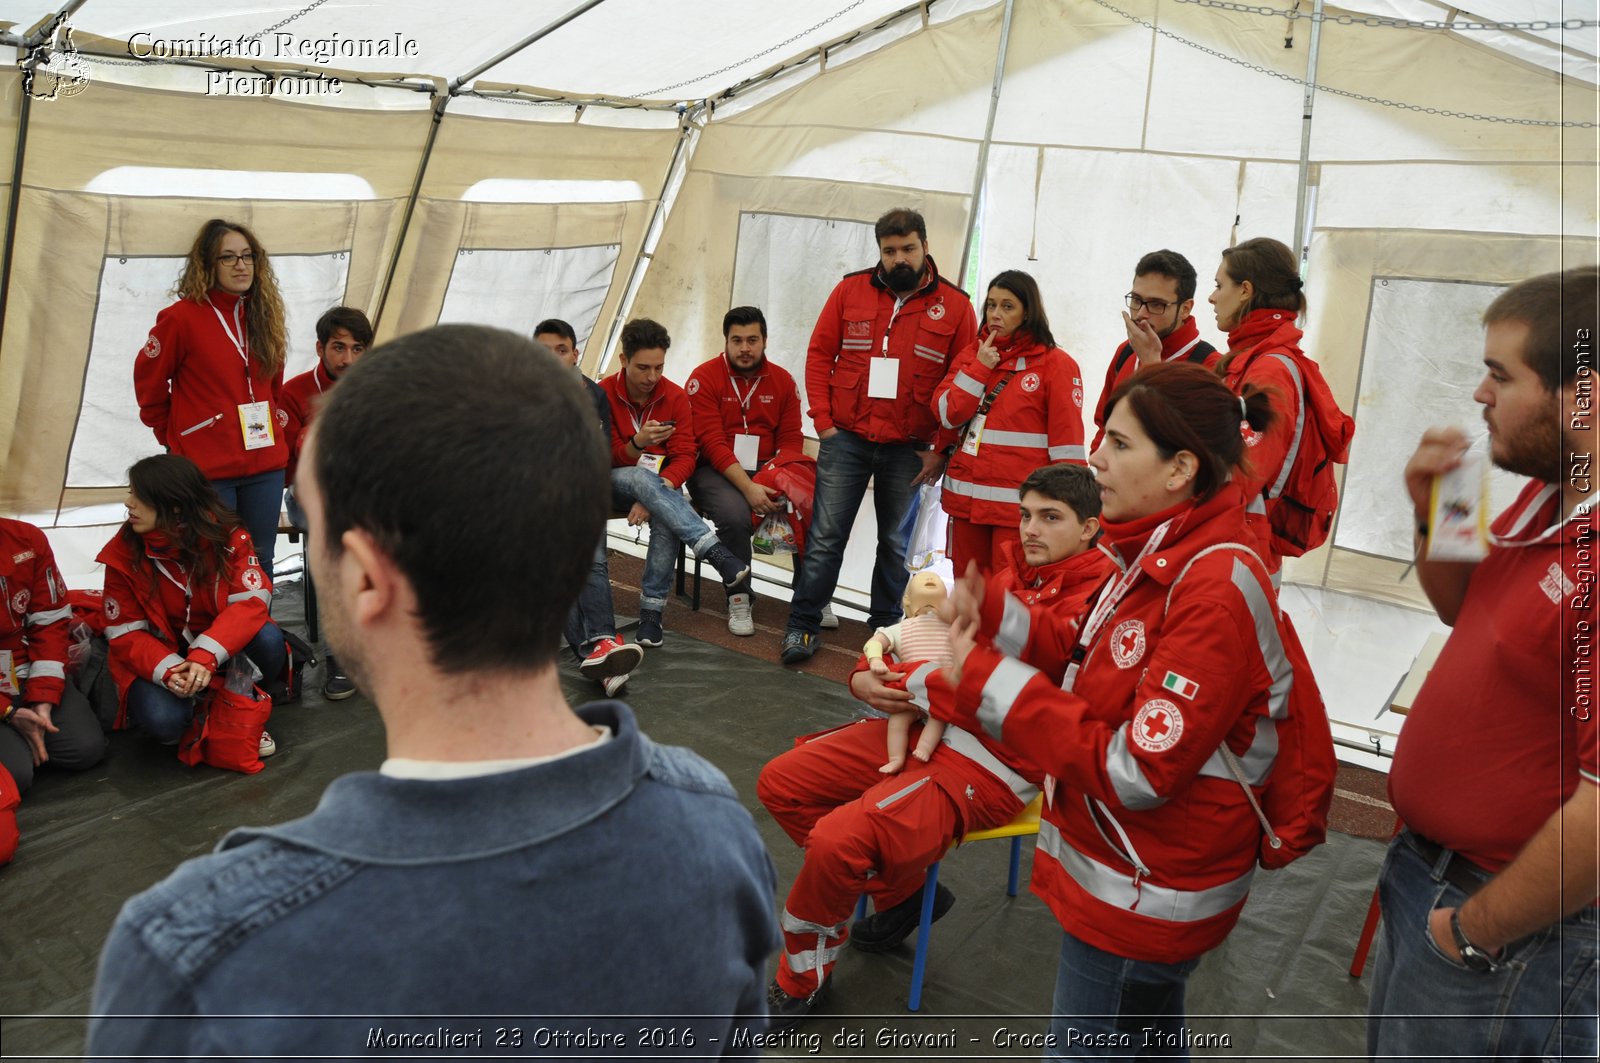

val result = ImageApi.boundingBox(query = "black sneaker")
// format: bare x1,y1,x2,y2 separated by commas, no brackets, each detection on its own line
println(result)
779,629,816,665
323,653,356,701
850,883,955,952
637,610,665,648
765,977,829,1033
704,543,750,589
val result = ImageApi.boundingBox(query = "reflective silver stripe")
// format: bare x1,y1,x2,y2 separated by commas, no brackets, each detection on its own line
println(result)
785,943,845,974
191,633,231,666
1047,444,1087,461
1104,724,1166,810
942,476,1021,504
1231,558,1293,720
976,656,1039,742
105,620,150,639
876,775,930,809
980,429,1049,449
904,662,935,708
1264,354,1306,501
953,371,984,397
27,606,71,626
24,660,65,681
227,590,272,607
1246,494,1267,515
912,344,946,364
994,592,1030,659
1037,819,1254,921
1198,718,1279,786
780,909,844,936
151,652,185,684
1014,356,1028,371
941,725,1038,802
937,390,959,429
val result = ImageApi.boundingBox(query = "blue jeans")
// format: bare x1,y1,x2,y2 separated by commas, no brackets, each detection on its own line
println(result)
610,466,718,613
1046,930,1202,1061
1367,831,1598,1059
126,624,288,744
211,468,286,581
788,429,921,632
564,537,616,657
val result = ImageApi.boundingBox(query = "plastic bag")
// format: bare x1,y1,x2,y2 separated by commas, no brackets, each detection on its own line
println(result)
66,620,93,673
753,512,798,555
898,481,951,575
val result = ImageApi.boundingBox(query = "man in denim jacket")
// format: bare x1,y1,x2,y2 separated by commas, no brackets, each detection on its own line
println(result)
88,325,780,1056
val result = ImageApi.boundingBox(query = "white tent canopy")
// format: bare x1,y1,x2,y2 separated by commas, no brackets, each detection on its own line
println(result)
0,0,1594,761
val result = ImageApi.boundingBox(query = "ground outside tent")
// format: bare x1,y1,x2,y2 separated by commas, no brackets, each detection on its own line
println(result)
2,566,1392,1061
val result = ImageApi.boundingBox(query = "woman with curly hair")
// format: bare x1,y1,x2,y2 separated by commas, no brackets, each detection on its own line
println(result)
134,219,289,579
98,455,284,755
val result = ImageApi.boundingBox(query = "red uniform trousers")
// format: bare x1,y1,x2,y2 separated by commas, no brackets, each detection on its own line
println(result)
947,518,1021,577
757,717,1024,998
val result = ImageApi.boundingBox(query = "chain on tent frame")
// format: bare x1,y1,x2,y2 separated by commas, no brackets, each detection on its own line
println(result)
76,0,337,67
1172,0,1598,33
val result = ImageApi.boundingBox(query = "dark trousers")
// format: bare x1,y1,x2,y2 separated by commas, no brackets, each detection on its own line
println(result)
0,683,108,793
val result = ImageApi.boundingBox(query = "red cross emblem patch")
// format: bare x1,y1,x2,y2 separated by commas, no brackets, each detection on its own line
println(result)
1109,619,1145,669
1132,698,1184,753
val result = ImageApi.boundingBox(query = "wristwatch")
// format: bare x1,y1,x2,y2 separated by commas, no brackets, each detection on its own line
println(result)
1449,909,1503,972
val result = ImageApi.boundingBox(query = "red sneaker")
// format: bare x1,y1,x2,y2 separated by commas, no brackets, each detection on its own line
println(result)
580,637,643,680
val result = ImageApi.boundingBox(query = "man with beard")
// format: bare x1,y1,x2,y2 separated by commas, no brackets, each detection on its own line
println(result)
1367,267,1598,1058
1090,250,1218,451
88,325,780,1055
687,306,805,636
780,208,976,664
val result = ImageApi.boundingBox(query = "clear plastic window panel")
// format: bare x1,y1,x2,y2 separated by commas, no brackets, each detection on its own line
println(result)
436,244,620,345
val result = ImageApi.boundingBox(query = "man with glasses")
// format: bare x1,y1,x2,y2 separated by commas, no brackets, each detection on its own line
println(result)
1089,250,1219,451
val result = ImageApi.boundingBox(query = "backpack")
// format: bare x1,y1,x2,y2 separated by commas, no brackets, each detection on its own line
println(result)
1258,351,1355,558
1109,338,1216,379
1164,543,1336,869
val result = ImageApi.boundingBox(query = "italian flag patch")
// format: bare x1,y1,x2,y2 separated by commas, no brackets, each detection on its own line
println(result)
1161,671,1199,700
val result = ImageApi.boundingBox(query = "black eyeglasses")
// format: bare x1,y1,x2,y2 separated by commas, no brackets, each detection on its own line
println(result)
216,252,256,267
1125,292,1176,315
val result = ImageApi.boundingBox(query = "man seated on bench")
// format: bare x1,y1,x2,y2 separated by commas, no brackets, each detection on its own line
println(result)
281,305,371,701
757,463,1107,1028
534,318,641,698
601,318,747,648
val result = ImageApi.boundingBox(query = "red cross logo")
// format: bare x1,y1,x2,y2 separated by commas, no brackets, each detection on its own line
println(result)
1142,711,1170,740
1132,698,1183,753
1110,619,1145,669
1120,630,1140,656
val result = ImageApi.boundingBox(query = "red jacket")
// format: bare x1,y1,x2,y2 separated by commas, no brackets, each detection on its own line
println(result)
1090,317,1220,451
1220,309,1310,573
134,290,288,480
993,538,1110,610
806,258,976,446
97,526,274,728
929,485,1322,964
601,373,698,490
686,354,804,472
934,328,1087,526
0,519,72,711
279,361,336,486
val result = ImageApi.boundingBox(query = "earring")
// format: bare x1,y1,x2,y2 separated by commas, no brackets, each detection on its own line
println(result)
1166,480,1177,490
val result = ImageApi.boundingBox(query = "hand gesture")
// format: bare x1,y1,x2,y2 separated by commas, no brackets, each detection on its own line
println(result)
743,482,781,516
8,702,57,765
849,665,916,714
975,332,1001,370
627,501,651,527
1122,311,1163,367
635,420,676,447
1404,427,1471,519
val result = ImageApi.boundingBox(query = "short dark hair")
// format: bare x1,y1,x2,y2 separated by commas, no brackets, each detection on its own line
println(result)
534,318,577,345
1134,249,1199,303
1483,266,1600,392
1105,362,1278,502
986,270,1054,349
1019,463,1101,524
315,306,374,347
1220,237,1306,318
621,317,670,359
722,306,767,338
875,208,926,243
312,325,608,675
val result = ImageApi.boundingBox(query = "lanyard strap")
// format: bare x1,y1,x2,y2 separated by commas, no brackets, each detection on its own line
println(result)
208,298,255,403
727,370,764,432
150,558,194,637
976,369,1020,416
627,397,659,435
881,298,905,356
1063,519,1174,692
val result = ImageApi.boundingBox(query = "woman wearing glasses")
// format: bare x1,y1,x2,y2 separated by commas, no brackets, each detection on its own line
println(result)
133,219,290,580
932,270,1086,574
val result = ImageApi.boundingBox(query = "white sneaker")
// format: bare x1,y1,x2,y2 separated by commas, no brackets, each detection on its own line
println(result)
258,731,278,758
602,673,629,698
820,603,839,629
727,593,755,637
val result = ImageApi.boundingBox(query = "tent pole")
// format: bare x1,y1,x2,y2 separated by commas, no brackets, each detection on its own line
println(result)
596,107,703,373
372,93,449,334
1291,0,1325,262
450,0,611,90
0,0,89,358
957,0,1015,288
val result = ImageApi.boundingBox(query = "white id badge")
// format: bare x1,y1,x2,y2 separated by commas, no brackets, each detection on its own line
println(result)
960,412,987,456
637,452,666,475
867,358,901,399
733,433,761,472
238,401,274,451
0,649,18,697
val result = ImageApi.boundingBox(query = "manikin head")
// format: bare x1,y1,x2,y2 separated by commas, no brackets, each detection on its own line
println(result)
902,570,949,618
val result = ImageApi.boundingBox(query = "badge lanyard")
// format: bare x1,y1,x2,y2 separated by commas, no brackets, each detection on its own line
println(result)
727,370,764,434
151,557,195,641
626,397,660,436
1062,518,1175,693
209,299,255,403
881,298,905,357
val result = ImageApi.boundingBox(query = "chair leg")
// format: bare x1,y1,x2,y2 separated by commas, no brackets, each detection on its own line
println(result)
692,552,702,611
304,564,320,647
1349,881,1383,978
675,542,687,597
1006,836,1023,897
908,862,941,1012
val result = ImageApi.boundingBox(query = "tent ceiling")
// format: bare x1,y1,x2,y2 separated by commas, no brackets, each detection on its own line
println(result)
2,0,1590,103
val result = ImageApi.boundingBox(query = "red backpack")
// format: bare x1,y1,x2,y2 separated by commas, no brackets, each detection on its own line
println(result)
1258,352,1356,558
1165,544,1336,868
